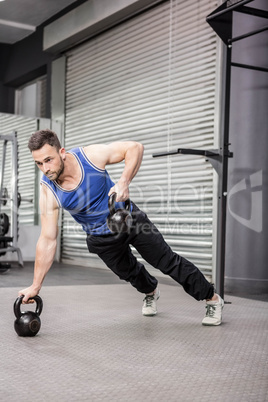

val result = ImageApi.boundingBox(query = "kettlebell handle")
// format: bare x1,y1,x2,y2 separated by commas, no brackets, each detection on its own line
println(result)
108,193,131,213
14,295,43,319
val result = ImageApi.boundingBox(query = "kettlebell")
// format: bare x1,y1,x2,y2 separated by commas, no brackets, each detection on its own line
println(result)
14,295,43,337
107,192,133,233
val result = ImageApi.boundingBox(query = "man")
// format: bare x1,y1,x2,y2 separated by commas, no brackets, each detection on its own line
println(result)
19,129,224,325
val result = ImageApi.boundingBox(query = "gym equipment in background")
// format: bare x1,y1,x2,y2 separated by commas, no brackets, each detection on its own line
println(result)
0,131,23,270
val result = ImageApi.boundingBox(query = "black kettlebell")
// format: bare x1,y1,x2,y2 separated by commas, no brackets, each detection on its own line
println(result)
14,295,43,337
107,192,133,233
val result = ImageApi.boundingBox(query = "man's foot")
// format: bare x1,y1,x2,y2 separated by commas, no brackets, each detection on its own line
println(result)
202,294,224,326
142,288,160,316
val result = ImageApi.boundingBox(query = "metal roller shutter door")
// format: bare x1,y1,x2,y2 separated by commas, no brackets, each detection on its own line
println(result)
63,0,219,278
0,114,38,228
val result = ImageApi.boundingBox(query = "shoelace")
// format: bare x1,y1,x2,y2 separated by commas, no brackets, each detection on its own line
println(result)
205,304,216,317
144,295,155,307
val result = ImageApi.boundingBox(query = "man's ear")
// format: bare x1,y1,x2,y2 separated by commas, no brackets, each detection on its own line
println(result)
60,147,66,160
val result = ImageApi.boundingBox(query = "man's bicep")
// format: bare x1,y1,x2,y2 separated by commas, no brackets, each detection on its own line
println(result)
40,210,59,240
83,143,124,168
39,185,59,240
84,142,138,167
103,141,144,165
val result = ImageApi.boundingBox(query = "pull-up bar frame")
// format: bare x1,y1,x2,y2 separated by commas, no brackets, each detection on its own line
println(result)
0,131,23,267
152,0,268,299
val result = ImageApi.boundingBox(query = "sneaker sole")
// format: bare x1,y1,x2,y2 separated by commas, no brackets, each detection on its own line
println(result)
202,321,222,326
142,311,157,317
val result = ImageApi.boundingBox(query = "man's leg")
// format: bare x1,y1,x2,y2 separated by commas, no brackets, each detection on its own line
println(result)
130,205,213,300
129,204,224,324
86,233,158,294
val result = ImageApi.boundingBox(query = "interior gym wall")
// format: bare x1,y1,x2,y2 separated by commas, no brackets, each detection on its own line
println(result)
225,0,268,296
0,27,52,118
60,0,219,280
0,44,15,114
0,24,56,263
0,0,168,264
1,0,267,297
0,0,165,117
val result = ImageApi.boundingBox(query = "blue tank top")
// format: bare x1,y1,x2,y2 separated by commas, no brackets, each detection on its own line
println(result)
40,147,127,235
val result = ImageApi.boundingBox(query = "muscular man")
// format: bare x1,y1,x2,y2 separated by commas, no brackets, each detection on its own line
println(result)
19,129,224,326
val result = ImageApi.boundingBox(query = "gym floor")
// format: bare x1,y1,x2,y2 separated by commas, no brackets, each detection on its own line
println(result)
1,262,268,402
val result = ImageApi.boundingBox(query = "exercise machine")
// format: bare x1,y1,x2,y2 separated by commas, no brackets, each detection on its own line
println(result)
0,131,23,271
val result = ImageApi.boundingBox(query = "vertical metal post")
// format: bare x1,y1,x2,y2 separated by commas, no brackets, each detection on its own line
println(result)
216,44,232,298
0,139,8,203
11,131,19,246
0,132,23,266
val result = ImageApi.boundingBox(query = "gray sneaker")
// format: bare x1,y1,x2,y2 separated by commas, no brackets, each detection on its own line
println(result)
202,295,224,326
142,289,160,316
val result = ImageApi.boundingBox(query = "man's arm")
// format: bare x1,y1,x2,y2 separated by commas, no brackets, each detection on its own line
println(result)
19,185,59,303
83,141,144,201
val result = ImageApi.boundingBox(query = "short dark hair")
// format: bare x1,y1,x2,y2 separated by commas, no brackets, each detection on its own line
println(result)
28,129,62,152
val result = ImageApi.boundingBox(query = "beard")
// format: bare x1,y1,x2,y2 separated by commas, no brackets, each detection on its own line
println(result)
46,157,65,181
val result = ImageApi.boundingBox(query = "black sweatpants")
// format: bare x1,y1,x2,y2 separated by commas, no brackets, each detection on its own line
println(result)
86,203,214,301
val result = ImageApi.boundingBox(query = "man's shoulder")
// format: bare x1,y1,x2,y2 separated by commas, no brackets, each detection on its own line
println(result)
82,144,108,170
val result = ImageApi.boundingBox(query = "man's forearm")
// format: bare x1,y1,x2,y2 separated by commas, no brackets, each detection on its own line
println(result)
32,236,57,290
120,142,144,183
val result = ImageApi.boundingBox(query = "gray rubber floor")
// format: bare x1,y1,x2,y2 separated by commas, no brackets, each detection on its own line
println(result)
1,263,268,401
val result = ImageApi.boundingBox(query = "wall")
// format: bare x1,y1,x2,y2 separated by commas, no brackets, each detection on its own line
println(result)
225,0,268,297
1,0,267,296
0,0,163,116
1,226,41,263
0,44,15,113
0,27,52,117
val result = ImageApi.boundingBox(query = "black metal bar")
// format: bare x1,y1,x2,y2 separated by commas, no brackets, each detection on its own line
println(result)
178,148,219,156
152,149,181,158
0,140,7,214
237,6,268,19
152,148,220,158
228,25,268,43
216,45,233,299
206,0,253,22
231,62,268,73
178,148,206,156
